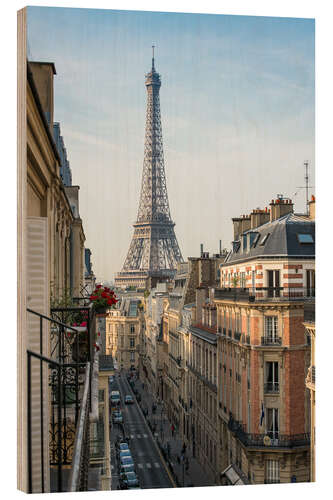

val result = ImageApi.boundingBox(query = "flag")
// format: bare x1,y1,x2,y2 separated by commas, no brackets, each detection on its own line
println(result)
260,402,265,427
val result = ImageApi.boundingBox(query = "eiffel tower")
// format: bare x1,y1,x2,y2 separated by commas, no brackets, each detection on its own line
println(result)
115,49,183,289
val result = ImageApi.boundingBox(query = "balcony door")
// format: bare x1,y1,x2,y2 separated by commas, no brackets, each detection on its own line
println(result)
266,408,279,442
267,270,280,297
306,270,315,297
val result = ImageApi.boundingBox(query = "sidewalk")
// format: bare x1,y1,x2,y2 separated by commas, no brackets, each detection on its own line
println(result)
129,374,216,488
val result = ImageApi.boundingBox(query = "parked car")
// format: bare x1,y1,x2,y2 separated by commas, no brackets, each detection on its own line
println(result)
125,395,134,405
112,411,123,424
119,450,132,461
119,463,135,475
119,456,135,469
120,471,140,489
117,442,130,452
110,390,121,407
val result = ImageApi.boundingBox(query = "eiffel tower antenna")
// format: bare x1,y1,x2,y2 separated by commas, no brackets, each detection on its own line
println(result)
115,51,183,289
152,44,155,71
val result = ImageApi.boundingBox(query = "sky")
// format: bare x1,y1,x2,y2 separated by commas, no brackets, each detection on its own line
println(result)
27,7,315,282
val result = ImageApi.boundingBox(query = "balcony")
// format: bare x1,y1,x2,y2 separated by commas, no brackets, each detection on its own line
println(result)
264,382,279,394
227,416,310,449
261,336,282,346
215,287,315,303
27,304,97,493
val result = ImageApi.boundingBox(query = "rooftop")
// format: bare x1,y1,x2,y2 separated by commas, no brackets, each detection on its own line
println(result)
224,212,315,265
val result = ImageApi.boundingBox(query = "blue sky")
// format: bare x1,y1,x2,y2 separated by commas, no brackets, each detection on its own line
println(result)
27,7,315,281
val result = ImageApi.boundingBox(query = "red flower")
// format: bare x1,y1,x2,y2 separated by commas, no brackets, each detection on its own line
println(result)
96,285,102,289
98,332,101,337
80,321,87,327
72,323,77,326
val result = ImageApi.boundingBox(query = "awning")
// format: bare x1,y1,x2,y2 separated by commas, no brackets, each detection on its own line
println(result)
221,464,249,485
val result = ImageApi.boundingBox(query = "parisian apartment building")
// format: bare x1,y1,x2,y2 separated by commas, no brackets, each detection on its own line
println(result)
141,195,315,486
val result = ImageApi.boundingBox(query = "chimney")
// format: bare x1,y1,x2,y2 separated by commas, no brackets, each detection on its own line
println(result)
200,243,203,257
219,240,222,255
29,61,56,127
232,215,251,241
269,197,293,222
308,195,315,220
250,208,270,229
195,287,208,324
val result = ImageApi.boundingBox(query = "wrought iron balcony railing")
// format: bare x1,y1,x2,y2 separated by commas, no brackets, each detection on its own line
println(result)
261,336,282,346
215,287,315,303
264,382,279,393
27,306,95,493
227,416,310,449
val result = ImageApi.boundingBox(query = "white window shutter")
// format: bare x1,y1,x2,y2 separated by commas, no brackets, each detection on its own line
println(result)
26,216,50,493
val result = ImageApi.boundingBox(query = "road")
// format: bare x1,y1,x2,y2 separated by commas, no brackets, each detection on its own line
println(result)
110,373,174,490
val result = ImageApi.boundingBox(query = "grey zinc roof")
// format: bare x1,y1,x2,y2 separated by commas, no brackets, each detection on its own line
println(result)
189,326,217,344
225,213,315,265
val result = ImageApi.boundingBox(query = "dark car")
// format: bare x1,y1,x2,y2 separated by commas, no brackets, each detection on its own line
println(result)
120,471,140,489
125,395,134,405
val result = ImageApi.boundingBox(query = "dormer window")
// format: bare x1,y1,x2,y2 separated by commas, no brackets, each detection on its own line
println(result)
297,234,314,244
259,233,270,246
252,233,260,248
243,234,247,251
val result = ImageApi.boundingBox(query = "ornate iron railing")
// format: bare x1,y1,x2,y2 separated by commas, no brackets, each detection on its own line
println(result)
227,416,310,449
261,336,282,346
215,287,315,302
27,307,94,493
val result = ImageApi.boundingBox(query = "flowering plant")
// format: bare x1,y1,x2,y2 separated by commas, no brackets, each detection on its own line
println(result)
89,285,118,311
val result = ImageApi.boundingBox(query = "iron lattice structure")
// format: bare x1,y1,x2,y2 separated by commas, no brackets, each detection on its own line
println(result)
116,55,183,288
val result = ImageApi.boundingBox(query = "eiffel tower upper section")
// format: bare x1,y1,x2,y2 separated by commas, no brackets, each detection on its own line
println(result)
115,50,183,289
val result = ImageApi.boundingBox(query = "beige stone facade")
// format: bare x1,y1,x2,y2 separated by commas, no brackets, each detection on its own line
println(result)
18,50,98,492
105,298,144,371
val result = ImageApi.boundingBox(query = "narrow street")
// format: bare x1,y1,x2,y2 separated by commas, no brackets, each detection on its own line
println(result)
110,373,174,490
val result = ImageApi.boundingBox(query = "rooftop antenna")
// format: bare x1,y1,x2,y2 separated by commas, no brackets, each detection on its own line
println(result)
296,161,314,215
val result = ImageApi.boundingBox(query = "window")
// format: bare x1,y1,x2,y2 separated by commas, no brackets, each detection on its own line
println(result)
264,316,278,341
130,337,135,348
260,233,270,246
265,460,280,484
266,408,279,440
297,233,314,244
130,324,135,333
265,361,279,393
130,351,135,362
252,233,260,248
243,235,247,251
235,313,241,332
306,269,315,297
267,270,280,297
240,272,246,287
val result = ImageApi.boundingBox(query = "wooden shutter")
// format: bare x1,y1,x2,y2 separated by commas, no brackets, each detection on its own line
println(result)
26,216,50,493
